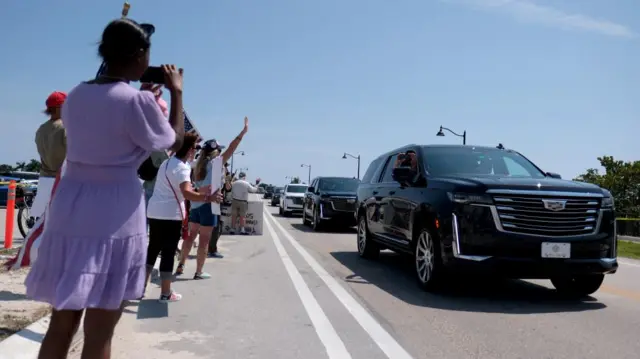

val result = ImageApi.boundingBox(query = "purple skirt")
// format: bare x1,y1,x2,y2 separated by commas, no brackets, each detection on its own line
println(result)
25,163,148,310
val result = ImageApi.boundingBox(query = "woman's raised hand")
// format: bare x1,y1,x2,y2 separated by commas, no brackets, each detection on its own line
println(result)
162,64,183,93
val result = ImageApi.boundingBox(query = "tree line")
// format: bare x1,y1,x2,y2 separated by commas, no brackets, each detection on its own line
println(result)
0,159,41,173
574,156,640,218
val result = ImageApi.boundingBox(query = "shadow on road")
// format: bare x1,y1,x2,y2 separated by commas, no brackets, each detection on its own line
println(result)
288,222,357,235
330,251,606,314
0,290,27,301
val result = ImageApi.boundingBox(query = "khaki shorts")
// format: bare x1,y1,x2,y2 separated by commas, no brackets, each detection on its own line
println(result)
231,199,249,217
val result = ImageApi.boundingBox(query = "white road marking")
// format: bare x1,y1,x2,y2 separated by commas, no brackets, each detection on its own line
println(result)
263,214,353,359
264,210,414,359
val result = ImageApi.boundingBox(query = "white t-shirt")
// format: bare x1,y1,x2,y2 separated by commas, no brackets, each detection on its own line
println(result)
147,156,192,220
209,156,224,215
231,179,257,201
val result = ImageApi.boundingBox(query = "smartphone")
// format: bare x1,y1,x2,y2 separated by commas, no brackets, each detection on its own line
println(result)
139,66,164,84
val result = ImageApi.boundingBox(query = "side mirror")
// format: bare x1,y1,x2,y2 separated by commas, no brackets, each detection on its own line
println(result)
392,166,415,184
307,186,314,193
546,172,562,179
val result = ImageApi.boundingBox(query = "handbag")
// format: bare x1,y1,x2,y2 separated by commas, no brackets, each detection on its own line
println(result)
138,156,159,181
164,159,190,240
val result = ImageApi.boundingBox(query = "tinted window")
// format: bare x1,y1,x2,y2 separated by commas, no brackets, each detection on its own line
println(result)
318,177,360,192
286,185,307,193
380,154,400,183
275,188,283,194
422,146,545,178
361,158,383,183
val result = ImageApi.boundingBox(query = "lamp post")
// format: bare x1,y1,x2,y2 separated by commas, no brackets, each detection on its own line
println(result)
342,152,361,179
300,164,311,184
230,151,245,173
436,125,466,145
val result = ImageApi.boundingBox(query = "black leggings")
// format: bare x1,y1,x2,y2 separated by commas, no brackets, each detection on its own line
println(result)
146,218,182,279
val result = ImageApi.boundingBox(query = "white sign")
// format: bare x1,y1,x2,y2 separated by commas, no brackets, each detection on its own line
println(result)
541,242,571,259
219,195,263,235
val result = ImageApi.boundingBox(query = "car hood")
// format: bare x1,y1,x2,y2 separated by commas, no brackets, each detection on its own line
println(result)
439,175,605,194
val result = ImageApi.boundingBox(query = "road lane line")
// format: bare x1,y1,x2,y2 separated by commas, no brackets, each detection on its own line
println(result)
263,214,353,359
264,209,414,359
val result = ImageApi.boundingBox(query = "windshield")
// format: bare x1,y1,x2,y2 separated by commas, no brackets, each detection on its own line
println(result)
286,185,307,193
274,188,283,194
318,177,360,192
422,146,545,178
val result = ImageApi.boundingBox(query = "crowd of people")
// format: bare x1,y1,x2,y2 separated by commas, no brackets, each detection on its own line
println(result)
23,17,257,359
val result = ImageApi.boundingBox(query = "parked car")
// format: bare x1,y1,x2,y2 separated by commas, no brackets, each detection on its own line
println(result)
279,184,307,216
271,187,283,206
302,176,360,231
355,144,617,296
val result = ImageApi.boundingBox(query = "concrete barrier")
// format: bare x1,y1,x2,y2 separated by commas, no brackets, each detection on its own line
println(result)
220,193,263,235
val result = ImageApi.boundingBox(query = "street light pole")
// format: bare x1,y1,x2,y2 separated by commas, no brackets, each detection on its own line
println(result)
300,164,311,184
230,151,245,173
342,152,361,179
436,125,466,145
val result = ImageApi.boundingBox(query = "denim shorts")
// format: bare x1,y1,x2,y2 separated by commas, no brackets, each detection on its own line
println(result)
188,203,219,227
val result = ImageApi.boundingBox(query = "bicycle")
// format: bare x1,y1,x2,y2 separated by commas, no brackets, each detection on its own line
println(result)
16,184,38,238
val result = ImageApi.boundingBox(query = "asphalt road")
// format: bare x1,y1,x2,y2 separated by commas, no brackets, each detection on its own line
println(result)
104,201,640,359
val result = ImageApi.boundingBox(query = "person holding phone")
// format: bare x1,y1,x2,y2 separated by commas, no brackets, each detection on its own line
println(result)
145,133,222,300
25,18,185,359
176,117,249,274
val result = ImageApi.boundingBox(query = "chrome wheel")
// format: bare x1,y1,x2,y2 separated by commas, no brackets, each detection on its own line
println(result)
357,218,367,254
415,231,435,285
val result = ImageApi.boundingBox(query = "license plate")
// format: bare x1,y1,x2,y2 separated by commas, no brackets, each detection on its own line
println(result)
347,199,355,203
541,242,571,259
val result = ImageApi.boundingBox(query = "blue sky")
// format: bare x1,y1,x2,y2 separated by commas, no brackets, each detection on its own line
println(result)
0,0,638,185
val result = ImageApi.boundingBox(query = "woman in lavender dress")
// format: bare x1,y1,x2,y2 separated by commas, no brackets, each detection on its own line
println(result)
25,19,185,359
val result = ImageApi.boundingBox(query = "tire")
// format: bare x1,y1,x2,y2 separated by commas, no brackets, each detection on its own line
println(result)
17,206,35,238
17,207,28,238
279,206,283,215
302,208,310,226
312,207,323,232
357,214,379,259
414,227,444,291
550,274,604,297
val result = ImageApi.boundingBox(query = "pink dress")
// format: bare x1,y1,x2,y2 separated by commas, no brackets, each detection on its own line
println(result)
25,82,175,310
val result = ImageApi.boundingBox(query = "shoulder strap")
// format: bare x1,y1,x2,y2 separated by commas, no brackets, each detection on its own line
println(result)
164,158,185,220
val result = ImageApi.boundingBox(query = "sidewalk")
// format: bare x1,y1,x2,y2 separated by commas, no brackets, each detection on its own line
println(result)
87,228,333,359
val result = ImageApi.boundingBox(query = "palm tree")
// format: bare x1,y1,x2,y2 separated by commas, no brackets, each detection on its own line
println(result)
14,161,26,171
24,159,41,172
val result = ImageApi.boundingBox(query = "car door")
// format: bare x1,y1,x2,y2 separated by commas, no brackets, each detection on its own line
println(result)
389,150,424,245
305,178,317,216
280,185,287,208
374,154,405,246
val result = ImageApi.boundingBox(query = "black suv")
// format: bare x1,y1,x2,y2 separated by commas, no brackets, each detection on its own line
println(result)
355,144,617,296
302,177,360,230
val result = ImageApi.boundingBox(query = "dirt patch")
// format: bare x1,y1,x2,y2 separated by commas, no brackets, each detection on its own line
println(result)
0,266,51,341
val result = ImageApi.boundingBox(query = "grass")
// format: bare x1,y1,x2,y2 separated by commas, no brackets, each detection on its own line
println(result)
618,240,640,260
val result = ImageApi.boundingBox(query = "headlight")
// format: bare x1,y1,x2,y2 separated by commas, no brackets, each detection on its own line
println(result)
447,192,493,205
602,196,614,209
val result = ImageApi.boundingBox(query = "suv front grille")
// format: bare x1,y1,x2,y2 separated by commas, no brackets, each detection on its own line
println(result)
492,194,601,237
289,197,303,205
330,198,356,212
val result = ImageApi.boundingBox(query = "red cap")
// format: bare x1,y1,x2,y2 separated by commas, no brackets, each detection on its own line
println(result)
45,91,67,109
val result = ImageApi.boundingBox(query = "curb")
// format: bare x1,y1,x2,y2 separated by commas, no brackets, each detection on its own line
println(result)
0,314,84,359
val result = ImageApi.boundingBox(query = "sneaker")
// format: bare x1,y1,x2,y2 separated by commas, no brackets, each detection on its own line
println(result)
159,291,182,303
229,230,236,235
175,263,185,275
240,231,249,235
209,252,224,258
193,272,211,280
